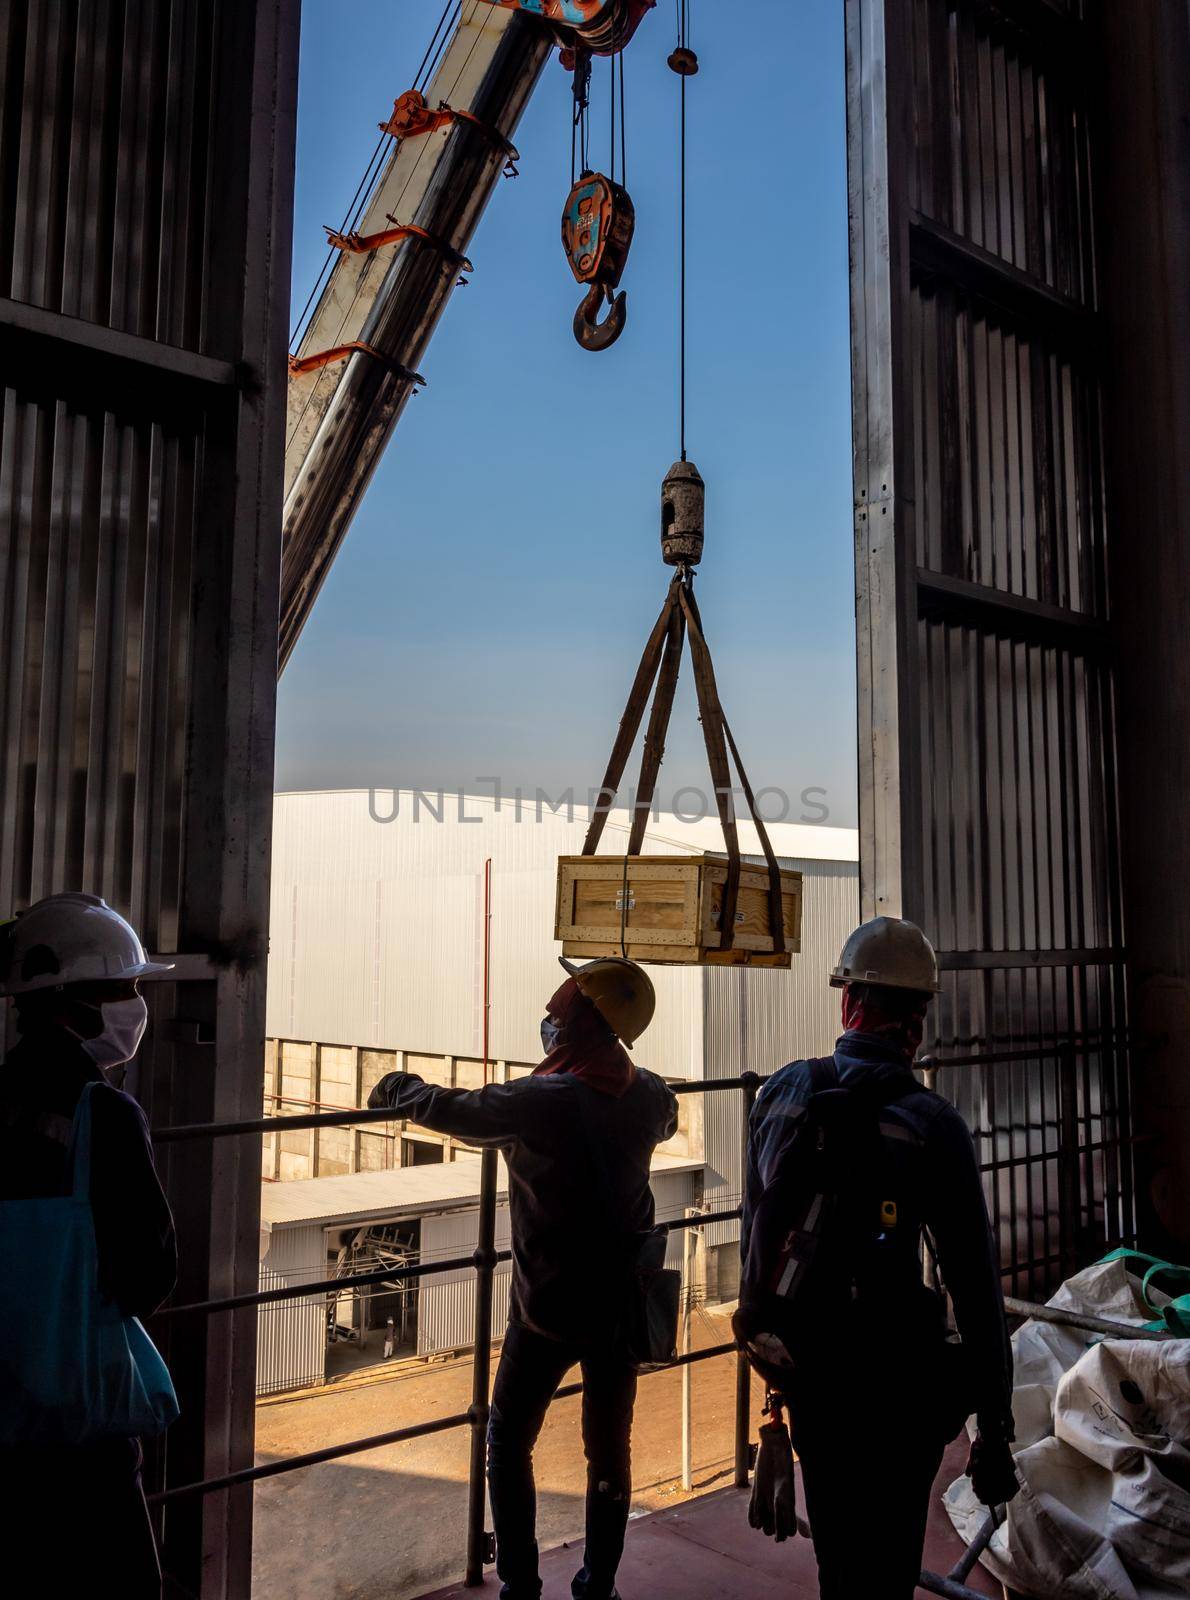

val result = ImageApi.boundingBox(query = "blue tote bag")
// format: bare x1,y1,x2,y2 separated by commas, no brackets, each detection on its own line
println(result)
0,1082,180,1446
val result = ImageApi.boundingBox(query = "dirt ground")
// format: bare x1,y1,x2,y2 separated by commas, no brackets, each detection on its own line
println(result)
253,1305,759,1600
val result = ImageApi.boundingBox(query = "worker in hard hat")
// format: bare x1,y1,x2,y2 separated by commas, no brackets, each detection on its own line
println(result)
369,955,677,1600
740,916,1017,1600
0,893,178,1598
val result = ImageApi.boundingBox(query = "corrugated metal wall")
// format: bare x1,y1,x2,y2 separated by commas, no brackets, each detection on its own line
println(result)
417,1168,696,1357
265,791,858,1259
847,0,1132,1296
267,790,711,1071
266,790,857,1079
419,1204,514,1358
257,1226,326,1397
702,861,859,1249
0,4,299,1592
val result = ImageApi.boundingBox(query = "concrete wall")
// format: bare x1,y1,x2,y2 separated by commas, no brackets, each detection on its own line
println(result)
263,1042,537,1183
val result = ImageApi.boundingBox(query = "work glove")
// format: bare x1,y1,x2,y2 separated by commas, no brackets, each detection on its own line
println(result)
366,1072,407,1110
966,1431,1020,1508
748,1418,799,1542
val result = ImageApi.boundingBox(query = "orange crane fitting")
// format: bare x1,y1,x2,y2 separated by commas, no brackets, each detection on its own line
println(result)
380,89,520,175
323,220,473,277
287,342,426,387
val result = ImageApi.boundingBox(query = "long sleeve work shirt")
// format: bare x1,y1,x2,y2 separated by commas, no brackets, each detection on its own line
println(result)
369,1068,678,1345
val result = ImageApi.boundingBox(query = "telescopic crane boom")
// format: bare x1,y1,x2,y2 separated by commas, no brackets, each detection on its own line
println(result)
280,0,653,672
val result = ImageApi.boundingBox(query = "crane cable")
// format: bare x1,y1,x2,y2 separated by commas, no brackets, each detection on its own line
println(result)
289,0,461,353
676,0,690,461
286,0,492,442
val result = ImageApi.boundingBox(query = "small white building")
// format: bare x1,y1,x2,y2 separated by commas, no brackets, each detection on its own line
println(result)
257,1150,703,1394
264,790,858,1298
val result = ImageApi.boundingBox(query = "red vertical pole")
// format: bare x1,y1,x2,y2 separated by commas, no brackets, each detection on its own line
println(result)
466,857,497,1585
482,857,492,1084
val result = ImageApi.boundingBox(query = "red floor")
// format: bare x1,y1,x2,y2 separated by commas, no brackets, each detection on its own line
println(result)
421,1440,1002,1599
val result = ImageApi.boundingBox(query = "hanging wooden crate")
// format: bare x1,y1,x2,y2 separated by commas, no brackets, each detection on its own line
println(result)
554,855,802,969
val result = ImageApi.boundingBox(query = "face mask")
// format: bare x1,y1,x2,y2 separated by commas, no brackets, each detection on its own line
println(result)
540,1016,561,1054
78,996,149,1069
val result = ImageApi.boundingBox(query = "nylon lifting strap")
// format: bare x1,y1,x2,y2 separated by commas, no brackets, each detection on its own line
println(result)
581,574,683,857
628,597,685,855
581,573,786,956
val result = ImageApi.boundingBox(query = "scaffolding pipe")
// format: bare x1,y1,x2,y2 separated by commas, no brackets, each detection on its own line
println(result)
1003,1296,1169,1341
681,1209,697,1490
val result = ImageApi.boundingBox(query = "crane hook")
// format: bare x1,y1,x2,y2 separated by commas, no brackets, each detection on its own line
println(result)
574,283,627,352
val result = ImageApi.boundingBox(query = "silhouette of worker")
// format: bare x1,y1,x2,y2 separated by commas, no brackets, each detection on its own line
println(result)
370,956,677,1600
0,893,178,1599
739,917,1018,1600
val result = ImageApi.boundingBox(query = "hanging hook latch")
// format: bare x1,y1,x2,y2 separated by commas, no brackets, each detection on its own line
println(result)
574,282,627,352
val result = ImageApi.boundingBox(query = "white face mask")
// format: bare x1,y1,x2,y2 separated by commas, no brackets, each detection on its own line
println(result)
78,996,149,1069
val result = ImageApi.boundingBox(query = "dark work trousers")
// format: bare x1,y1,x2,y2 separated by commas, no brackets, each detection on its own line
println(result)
787,1369,947,1600
487,1322,638,1600
0,1435,161,1597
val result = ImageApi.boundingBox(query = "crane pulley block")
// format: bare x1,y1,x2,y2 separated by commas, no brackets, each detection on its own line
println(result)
562,172,634,289
562,171,635,351
475,0,655,56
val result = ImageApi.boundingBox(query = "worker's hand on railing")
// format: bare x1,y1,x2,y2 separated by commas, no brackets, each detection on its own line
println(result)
748,1417,799,1541
966,1431,1020,1508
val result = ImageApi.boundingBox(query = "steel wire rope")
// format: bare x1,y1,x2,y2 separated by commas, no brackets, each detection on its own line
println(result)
286,0,493,445
289,1,457,352
573,74,582,181
415,0,460,87
677,0,691,460
619,43,626,184
609,50,616,184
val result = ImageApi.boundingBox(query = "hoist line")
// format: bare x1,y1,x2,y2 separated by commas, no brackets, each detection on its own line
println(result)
288,0,459,352
619,45,626,184
287,0,489,424
610,50,615,182
416,0,460,89
680,71,687,460
678,9,689,461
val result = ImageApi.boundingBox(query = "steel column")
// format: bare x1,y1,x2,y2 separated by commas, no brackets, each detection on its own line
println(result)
846,0,1132,1295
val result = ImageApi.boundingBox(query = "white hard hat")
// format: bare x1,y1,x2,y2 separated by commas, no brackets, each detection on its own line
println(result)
829,915,940,994
0,892,174,995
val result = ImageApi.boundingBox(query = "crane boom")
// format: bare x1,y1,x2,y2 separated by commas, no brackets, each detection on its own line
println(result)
280,6,552,671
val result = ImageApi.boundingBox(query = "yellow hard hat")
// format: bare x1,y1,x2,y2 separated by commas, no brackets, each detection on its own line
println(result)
558,956,656,1048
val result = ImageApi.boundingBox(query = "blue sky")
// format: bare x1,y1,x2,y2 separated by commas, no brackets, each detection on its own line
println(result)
277,0,859,829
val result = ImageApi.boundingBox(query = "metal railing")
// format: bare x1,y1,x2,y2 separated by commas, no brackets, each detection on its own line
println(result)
148,1073,764,1587
145,1044,1154,1596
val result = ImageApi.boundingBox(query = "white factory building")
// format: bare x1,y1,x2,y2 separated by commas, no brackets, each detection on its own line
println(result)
257,788,858,1392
